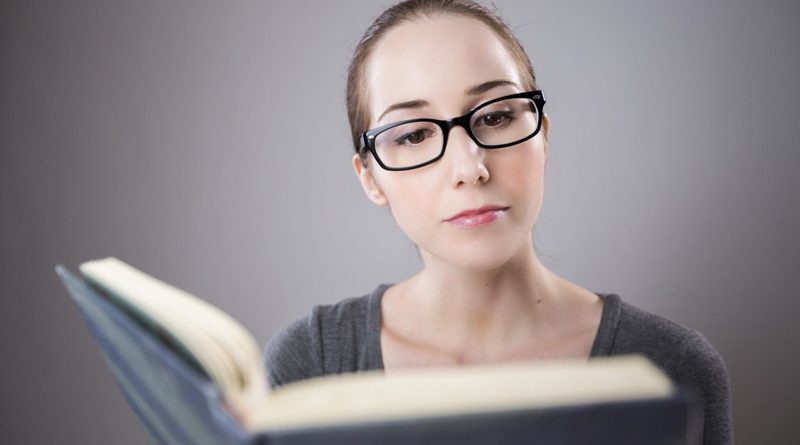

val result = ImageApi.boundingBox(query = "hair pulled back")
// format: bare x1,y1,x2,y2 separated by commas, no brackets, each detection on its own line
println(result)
346,0,539,157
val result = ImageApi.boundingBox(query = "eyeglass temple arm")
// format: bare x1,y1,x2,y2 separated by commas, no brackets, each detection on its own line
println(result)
357,138,369,168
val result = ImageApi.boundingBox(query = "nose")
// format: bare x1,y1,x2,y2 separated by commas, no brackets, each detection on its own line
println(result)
445,126,490,187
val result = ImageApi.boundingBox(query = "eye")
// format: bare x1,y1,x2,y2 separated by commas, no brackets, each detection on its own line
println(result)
395,128,430,146
476,110,515,128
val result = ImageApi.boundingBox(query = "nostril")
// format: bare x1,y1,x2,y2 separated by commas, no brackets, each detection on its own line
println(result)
447,137,490,186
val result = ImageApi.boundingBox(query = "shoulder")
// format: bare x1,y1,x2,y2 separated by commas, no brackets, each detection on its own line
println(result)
263,285,387,388
613,299,729,382
607,297,733,444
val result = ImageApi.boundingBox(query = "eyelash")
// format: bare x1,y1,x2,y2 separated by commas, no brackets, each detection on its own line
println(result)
474,110,515,128
394,128,434,146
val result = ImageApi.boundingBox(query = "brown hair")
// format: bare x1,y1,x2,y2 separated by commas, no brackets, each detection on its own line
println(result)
346,0,539,160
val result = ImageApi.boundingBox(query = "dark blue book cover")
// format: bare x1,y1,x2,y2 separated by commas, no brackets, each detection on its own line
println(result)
57,265,253,445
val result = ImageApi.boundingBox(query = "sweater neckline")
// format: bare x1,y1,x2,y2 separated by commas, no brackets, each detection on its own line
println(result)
365,284,622,371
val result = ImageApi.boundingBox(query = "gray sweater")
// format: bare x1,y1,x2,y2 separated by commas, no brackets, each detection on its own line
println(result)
265,284,732,445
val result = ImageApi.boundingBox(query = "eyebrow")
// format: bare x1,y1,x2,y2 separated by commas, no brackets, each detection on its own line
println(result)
377,99,430,123
464,79,519,96
376,79,519,123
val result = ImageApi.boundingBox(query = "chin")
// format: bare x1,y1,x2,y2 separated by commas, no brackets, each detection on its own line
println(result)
427,235,526,272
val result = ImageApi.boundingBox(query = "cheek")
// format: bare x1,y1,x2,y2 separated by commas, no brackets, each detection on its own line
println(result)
499,142,547,219
506,141,546,187
375,173,438,241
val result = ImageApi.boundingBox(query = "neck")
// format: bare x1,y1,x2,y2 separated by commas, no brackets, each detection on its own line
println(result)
407,243,562,344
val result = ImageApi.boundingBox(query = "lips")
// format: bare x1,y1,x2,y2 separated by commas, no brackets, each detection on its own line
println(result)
445,205,509,227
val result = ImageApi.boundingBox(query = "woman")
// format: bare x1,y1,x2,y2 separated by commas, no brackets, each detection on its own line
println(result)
265,1,732,443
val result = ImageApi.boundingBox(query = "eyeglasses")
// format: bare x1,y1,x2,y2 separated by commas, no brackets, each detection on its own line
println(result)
358,90,546,171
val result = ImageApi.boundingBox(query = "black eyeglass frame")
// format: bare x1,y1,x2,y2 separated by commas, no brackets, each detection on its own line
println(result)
358,90,546,171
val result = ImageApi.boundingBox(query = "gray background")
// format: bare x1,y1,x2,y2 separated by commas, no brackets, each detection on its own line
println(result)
1,0,798,443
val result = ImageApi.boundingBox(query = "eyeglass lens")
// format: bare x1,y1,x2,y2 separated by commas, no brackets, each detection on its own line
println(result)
373,97,540,169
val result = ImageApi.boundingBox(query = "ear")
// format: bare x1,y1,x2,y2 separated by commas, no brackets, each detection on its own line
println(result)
352,154,388,207
541,113,551,156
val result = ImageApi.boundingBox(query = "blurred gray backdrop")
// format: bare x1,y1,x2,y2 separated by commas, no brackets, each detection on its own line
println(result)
2,0,798,443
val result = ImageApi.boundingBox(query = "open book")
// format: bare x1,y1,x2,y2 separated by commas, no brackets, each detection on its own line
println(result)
57,257,692,445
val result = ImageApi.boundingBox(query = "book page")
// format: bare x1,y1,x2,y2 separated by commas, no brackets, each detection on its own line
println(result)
247,355,673,431
80,258,268,411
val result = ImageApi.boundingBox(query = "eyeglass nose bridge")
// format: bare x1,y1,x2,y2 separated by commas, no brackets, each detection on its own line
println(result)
437,114,478,155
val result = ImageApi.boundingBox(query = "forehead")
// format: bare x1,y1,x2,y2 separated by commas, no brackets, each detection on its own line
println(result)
365,15,522,120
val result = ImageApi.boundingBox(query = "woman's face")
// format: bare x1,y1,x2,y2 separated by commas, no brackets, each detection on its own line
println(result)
353,15,549,271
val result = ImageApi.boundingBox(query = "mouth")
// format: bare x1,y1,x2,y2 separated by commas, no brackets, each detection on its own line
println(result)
445,205,510,228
